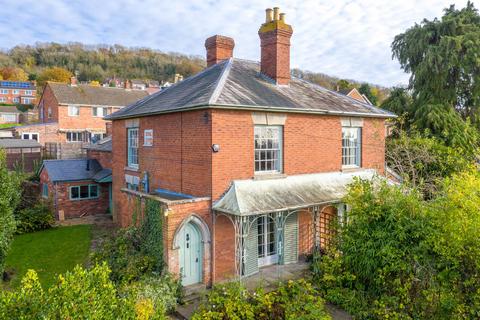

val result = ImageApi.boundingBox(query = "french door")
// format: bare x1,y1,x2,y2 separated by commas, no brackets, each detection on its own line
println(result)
257,214,278,267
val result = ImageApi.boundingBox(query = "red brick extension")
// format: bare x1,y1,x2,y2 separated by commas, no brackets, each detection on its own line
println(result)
40,169,110,220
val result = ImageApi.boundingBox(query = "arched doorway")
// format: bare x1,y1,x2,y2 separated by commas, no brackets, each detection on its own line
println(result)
179,222,203,285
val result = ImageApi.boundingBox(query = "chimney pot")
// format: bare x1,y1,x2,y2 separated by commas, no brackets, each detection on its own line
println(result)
258,8,293,85
265,8,273,22
273,7,280,20
205,35,235,67
70,76,77,86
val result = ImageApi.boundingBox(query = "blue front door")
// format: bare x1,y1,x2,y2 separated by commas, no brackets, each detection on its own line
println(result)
179,223,202,286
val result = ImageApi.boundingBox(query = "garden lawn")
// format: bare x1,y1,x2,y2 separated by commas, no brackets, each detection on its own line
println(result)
0,123,19,129
4,225,92,288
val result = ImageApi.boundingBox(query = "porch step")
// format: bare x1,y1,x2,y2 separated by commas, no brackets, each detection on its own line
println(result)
173,283,207,319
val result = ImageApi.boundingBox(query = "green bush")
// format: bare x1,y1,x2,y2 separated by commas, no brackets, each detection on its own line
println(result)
312,172,480,319
127,272,183,313
91,227,156,284
192,279,331,320
0,151,22,275
92,198,164,284
14,201,55,234
0,263,167,319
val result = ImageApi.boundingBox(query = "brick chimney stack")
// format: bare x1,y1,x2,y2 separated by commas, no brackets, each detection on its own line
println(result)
205,35,235,67
258,7,293,85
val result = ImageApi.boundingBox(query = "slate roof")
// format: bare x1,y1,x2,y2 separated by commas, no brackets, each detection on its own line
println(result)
84,136,112,152
41,159,110,182
0,139,41,148
0,106,21,113
107,58,395,120
47,82,149,107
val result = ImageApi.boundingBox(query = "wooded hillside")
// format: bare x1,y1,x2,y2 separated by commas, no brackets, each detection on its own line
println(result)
0,42,389,102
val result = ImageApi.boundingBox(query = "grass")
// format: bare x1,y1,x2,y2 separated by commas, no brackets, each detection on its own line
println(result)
0,123,19,129
4,225,93,288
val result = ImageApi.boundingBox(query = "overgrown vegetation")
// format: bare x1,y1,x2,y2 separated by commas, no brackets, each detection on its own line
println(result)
312,171,480,319
14,201,55,234
386,133,471,197
0,264,168,319
0,151,23,277
92,198,165,284
193,279,331,320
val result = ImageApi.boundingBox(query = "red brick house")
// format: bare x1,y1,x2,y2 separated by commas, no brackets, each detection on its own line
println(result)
0,81,36,105
106,8,395,287
10,79,148,159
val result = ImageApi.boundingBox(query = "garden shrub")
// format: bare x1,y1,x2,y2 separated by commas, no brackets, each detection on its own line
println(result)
91,226,156,284
192,279,331,320
92,198,165,284
127,272,183,313
312,172,480,319
0,151,22,276
14,201,55,234
0,263,168,319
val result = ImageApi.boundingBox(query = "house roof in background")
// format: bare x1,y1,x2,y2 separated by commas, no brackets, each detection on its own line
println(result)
0,106,22,113
84,136,112,152
47,82,148,107
0,81,35,90
0,139,41,148
41,159,107,182
107,58,395,120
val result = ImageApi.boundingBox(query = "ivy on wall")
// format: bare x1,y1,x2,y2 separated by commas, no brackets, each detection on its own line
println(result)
140,198,164,272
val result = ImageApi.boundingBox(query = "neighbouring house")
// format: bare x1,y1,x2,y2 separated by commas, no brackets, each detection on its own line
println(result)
7,78,148,159
0,80,36,105
0,106,24,124
338,87,373,105
0,138,42,171
106,7,395,287
39,158,112,220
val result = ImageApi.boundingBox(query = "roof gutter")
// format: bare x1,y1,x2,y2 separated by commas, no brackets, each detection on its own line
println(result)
107,103,397,121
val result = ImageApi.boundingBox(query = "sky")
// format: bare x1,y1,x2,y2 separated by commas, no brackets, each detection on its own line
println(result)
0,0,477,87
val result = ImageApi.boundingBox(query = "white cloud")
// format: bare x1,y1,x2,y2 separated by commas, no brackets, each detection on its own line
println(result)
0,0,477,86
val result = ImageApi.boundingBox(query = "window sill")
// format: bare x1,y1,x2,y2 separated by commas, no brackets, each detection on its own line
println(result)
341,165,362,172
125,166,139,172
254,172,286,180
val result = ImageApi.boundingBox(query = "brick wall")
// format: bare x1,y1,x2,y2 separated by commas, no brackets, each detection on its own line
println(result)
111,108,387,285
55,180,109,219
39,84,59,123
14,122,60,145
87,150,112,169
57,104,112,131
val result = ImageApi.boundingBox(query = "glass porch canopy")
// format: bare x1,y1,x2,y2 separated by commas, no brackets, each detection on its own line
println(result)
213,169,378,216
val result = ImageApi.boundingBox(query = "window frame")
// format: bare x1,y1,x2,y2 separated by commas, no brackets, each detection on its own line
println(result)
92,106,108,117
69,184,100,200
66,131,84,143
341,126,362,168
0,89,9,94
143,129,153,147
42,183,49,198
68,105,80,117
254,125,283,174
22,132,39,142
127,128,139,169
